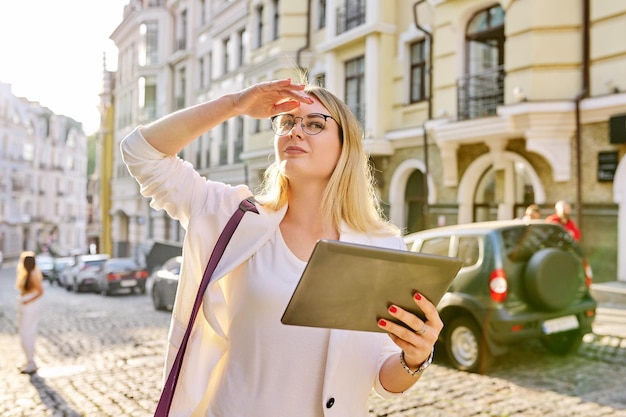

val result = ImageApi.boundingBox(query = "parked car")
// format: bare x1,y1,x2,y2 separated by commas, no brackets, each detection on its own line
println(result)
95,257,148,296
50,257,75,286
150,256,182,311
62,254,111,293
35,254,55,283
404,220,597,373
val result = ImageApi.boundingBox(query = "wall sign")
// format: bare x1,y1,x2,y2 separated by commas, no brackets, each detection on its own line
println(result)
598,151,619,182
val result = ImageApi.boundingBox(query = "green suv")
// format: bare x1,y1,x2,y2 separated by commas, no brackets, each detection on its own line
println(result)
404,220,597,373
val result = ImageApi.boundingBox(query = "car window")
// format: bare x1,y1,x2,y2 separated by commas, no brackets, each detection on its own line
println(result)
456,237,480,267
85,260,108,268
420,237,450,257
109,259,137,269
163,257,182,275
502,224,580,262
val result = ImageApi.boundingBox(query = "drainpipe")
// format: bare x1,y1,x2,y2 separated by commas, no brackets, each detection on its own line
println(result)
414,0,433,228
296,0,312,70
575,0,590,231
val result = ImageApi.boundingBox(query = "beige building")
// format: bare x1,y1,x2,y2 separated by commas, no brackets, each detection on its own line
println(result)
106,0,626,283
0,82,88,258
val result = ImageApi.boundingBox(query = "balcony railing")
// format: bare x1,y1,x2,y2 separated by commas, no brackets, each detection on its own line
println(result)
336,0,366,35
457,65,505,121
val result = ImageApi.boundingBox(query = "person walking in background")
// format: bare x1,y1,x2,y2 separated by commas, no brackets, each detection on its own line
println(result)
15,251,44,374
546,200,581,241
523,204,541,220
121,78,440,416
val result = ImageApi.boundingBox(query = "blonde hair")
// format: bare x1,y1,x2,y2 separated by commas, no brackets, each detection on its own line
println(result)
15,251,37,291
255,84,399,236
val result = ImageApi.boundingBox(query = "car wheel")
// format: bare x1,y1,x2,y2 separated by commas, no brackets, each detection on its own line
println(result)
541,329,584,355
152,286,166,311
524,248,580,311
444,316,492,374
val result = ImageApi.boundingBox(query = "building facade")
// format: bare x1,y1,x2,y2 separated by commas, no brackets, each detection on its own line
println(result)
105,0,626,282
0,82,88,259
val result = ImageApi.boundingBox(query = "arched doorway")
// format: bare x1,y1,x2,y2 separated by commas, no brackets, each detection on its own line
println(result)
389,159,436,233
458,152,545,224
405,170,427,233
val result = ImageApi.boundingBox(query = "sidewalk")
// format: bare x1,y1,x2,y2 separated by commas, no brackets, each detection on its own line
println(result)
580,280,626,365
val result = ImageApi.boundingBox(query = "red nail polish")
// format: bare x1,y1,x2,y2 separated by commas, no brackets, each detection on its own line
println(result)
414,293,422,300
389,305,397,314
378,319,387,327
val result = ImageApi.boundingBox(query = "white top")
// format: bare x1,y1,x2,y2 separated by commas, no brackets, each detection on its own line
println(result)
121,127,410,417
210,230,330,417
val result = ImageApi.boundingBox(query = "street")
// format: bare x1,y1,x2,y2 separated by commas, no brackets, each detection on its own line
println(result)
1,262,626,417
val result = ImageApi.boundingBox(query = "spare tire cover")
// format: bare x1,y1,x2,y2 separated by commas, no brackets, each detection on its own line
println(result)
524,248,580,311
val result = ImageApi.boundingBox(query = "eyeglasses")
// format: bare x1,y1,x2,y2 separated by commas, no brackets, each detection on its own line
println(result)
270,113,335,136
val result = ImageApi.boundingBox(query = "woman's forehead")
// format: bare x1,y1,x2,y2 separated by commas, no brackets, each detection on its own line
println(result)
292,98,328,115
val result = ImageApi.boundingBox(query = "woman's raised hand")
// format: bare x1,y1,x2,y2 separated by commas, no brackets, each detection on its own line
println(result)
232,79,314,119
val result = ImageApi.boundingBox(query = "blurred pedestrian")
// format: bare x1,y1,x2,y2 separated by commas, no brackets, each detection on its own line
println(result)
15,251,44,374
545,200,581,241
522,204,541,220
121,78,439,416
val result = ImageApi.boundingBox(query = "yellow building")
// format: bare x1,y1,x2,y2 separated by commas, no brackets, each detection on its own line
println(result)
106,0,626,282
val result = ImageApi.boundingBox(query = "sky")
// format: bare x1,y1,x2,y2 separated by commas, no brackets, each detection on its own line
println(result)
0,0,130,135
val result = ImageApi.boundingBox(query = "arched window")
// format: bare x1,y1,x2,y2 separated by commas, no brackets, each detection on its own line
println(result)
458,5,505,120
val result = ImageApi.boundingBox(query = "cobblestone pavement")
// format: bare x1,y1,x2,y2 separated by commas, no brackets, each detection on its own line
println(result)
1,265,626,417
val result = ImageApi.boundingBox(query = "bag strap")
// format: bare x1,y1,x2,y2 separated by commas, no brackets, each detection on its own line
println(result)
154,197,259,417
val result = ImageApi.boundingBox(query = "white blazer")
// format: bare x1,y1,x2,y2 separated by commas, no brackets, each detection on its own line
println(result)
121,128,409,417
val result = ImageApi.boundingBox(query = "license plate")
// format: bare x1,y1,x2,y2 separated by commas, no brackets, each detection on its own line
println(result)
120,279,137,287
542,315,579,334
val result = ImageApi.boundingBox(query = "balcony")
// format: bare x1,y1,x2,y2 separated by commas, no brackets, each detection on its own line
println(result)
457,65,505,121
336,0,366,35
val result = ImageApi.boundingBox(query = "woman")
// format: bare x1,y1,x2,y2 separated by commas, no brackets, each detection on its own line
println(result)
15,251,44,374
121,78,442,416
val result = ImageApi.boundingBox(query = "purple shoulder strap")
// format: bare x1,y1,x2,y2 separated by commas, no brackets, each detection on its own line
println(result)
154,197,258,416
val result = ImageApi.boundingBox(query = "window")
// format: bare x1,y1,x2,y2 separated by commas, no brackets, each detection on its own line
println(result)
176,67,186,110
234,117,244,163
205,133,212,168
313,73,326,87
200,0,206,26
198,57,206,89
207,52,213,82
421,237,450,257
337,0,365,34
255,6,264,48
271,0,279,41
409,40,427,103
238,29,246,66
456,237,479,267
458,5,505,120
223,38,230,75
138,76,157,121
318,0,326,29
219,124,228,165
177,10,188,50
345,56,365,126
139,21,159,66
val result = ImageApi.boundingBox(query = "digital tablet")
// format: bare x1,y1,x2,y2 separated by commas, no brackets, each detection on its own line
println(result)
281,239,463,333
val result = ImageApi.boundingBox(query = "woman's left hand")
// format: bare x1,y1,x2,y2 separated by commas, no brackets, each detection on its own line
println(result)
377,292,442,369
